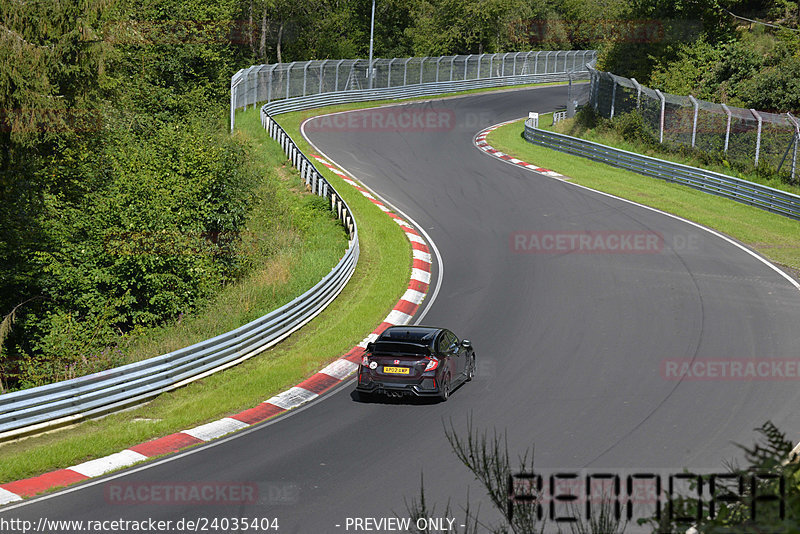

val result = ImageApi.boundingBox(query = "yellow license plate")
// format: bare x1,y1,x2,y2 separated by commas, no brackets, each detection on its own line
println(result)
383,366,410,375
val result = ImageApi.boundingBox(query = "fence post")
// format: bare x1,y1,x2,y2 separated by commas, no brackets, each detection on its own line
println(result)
655,89,666,144
388,58,397,87
302,62,309,96
419,57,427,84
435,56,442,82
787,113,799,182
477,54,483,79
450,56,456,81
545,51,553,74
631,78,641,109
689,95,699,148
502,52,510,76
721,104,732,153
534,51,540,74
334,60,343,91
465,54,472,79
609,76,617,120
230,79,237,132
751,109,763,167
319,60,328,94
286,62,295,99
403,57,411,85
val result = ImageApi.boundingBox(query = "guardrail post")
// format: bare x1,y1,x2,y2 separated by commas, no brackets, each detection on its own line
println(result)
655,89,666,144
631,78,641,109
689,95,699,148
751,109,763,167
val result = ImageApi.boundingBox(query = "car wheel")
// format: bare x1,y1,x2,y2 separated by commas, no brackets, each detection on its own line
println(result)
439,375,450,402
466,354,475,381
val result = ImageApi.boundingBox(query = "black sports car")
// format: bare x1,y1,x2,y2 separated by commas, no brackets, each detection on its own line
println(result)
356,325,476,401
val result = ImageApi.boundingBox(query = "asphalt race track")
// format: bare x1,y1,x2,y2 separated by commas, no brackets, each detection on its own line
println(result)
3,85,800,533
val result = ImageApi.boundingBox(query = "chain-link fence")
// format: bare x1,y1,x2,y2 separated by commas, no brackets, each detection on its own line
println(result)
588,68,800,182
231,50,597,129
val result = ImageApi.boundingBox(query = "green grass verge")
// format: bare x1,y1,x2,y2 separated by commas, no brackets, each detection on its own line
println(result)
545,112,800,197
488,116,800,273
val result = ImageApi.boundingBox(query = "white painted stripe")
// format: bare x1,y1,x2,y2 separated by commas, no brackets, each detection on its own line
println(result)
266,387,319,410
361,191,376,200
401,288,426,305
412,250,432,263
509,158,523,164
393,218,411,228
543,171,564,177
405,232,425,245
71,450,148,478
358,332,379,348
385,309,413,325
0,487,23,505
376,204,390,212
311,156,330,165
319,359,359,380
183,418,249,442
411,268,432,284
343,178,357,186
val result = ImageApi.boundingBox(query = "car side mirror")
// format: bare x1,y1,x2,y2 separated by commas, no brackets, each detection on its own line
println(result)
461,339,471,348
366,342,374,353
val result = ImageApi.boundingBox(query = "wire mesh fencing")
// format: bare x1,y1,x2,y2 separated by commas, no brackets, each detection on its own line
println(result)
231,50,597,129
589,68,800,182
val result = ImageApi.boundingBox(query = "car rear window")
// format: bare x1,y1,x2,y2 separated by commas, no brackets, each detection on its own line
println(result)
370,341,430,355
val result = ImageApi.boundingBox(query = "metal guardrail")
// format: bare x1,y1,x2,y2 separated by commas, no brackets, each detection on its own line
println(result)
0,62,593,441
0,124,360,443
523,121,800,220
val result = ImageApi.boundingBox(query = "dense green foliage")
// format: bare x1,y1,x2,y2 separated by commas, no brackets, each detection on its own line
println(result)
3,0,799,391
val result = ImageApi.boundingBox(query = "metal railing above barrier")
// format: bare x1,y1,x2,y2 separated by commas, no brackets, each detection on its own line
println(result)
523,121,800,220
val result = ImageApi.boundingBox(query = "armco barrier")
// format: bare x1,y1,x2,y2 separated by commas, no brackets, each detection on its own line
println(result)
524,121,800,220
0,60,593,441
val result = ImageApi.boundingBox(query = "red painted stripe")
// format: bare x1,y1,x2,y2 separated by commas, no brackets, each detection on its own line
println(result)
411,241,429,253
296,373,340,395
412,258,431,271
386,212,402,219
129,433,204,457
230,403,286,425
1,469,88,497
403,226,421,237
408,279,430,293
343,346,367,363
394,299,419,316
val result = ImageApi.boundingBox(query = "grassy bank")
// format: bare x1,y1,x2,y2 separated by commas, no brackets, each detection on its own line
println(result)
0,107,411,484
487,116,800,273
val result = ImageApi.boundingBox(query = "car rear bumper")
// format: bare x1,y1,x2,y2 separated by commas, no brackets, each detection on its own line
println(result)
356,378,440,397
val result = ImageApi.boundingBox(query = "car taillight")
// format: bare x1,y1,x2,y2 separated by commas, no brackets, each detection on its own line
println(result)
424,357,439,372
